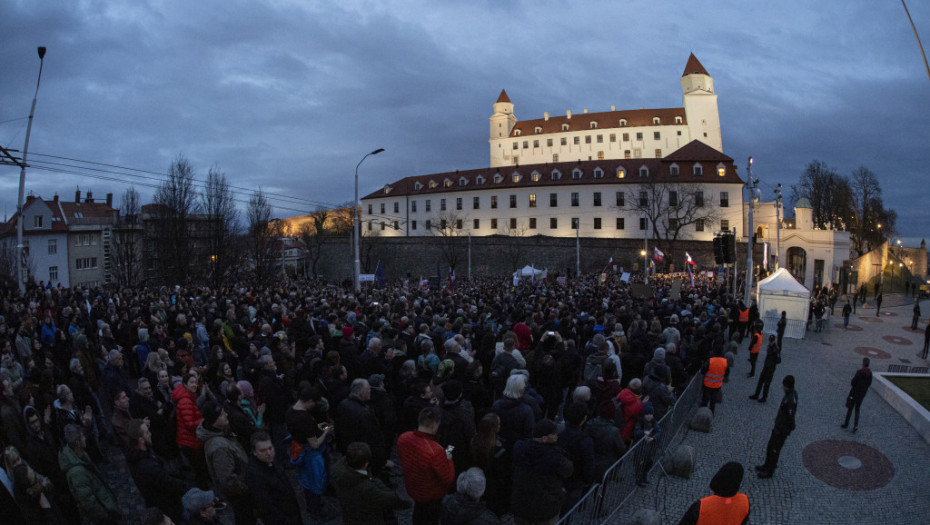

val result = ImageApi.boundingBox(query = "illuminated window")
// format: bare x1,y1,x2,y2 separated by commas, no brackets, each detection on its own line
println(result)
529,194,537,208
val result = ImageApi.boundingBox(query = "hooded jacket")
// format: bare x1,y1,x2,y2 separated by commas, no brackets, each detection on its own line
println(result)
172,383,203,449
196,422,250,499
490,396,534,449
58,445,119,523
617,389,643,443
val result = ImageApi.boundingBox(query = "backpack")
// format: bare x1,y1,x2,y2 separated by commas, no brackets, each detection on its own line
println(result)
583,354,607,384
490,352,518,393
599,396,626,429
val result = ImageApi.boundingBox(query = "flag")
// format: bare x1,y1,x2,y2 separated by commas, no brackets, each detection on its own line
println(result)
375,260,385,286
685,252,697,266
448,267,455,290
653,247,664,262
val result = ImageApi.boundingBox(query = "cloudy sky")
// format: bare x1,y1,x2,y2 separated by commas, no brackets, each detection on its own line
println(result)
2,1,928,245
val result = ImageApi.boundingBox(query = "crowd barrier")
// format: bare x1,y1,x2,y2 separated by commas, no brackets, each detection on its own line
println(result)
557,373,703,525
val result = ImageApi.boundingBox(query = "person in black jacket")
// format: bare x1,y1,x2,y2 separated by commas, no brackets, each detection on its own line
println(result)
438,380,476,474
749,336,781,403
335,379,387,476
756,375,797,479
244,431,302,525
256,355,291,463
511,419,573,524
125,419,192,524
841,357,873,433
558,402,595,513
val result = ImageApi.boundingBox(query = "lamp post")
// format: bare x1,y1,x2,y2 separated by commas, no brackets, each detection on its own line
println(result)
744,157,757,305
16,46,47,295
774,183,782,270
354,148,384,293
640,249,647,283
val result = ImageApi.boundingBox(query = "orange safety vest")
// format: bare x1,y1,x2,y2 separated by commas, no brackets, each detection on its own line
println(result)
703,357,727,389
739,309,749,323
750,333,762,354
696,493,750,525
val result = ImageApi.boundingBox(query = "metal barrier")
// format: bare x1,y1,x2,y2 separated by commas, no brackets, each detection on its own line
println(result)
557,373,703,524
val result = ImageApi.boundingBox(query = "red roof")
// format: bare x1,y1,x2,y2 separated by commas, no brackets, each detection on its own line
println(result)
363,140,740,200
682,53,709,77
496,89,511,103
511,107,686,137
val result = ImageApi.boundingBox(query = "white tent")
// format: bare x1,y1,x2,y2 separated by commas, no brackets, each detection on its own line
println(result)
513,265,547,280
756,268,810,339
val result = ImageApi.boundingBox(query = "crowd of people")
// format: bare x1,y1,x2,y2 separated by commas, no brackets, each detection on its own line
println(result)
0,271,772,525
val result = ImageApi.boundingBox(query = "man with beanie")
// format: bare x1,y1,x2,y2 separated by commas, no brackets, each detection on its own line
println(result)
842,357,873,433
196,400,254,525
756,375,798,478
677,461,749,525
182,487,221,525
749,335,781,403
438,380,476,474
125,418,192,524
58,424,121,524
440,467,498,525
511,418,573,525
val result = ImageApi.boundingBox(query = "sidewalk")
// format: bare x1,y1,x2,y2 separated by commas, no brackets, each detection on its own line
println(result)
610,294,930,524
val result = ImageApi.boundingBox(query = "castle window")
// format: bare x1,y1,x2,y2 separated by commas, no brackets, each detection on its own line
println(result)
572,168,583,180
394,202,399,213
395,221,400,230
636,132,643,140
425,220,431,229
531,171,541,182
552,154,559,162
523,141,528,149
459,177,468,186
513,142,518,150
597,135,603,143
675,116,683,124
597,151,605,160
593,192,602,206
456,198,462,210
550,218,558,229
426,200,432,212
696,219,704,231
720,192,729,208
571,192,579,207
456,219,463,230
653,117,660,125
619,119,627,127
560,137,567,146
639,166,649,178
473,196,480,209
476,175,486,184
509,195,517,208
440,199,446,211
585,136,591,144
594,218,602,229
547,138,553,147
550,193,558,207
491,218,498,229
444,179,452,188
573,137,580,145
590,122,598,129
616,191,625,207
670,164,680,176
695,191,704,207
654,132,660,140
509,218,517,229
551,170,562,180
562,124,570,131
514,129,522,136
693,163,703,176
535,126,542,134
428,180,437,189
533,140,539,148
617,168,626,179
415,182,423,191
473,219,480,229
512,173,521,183
529,218,537,229
717,163,727,177
669,191,678,207
412,201,417,212
610,134,616,142
624,150,631,159
491,196,498,209
493,173,503,183
593,167,604,179
529,194,537,208
721,219,730,231
616,217,625,230
655,149,662,157
622,133,630,141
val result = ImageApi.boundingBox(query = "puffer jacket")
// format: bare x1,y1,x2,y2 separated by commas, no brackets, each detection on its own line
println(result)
440,491,500,525
59,445,119,523
172,383,203,449
617,389,643,444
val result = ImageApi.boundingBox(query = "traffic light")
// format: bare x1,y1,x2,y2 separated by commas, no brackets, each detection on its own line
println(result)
713,236,724,264
723,234,736,264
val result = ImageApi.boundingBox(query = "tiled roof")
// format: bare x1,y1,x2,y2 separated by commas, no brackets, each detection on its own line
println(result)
496,89,511,103
363,140,740,200
59,201,117,221
682,53,709,77
510,107,686,137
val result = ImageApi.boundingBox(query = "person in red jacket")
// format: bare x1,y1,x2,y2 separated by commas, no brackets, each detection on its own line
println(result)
172,371,209,488
397,406,455,525
617,378,645,445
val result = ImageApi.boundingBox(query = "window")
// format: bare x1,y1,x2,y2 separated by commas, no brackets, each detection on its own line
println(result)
572,168,583,180
491,196,498,209
616,217,625,230
622,132,630,141
616,191,625,207
535,126,542,134
669,164,680,176
412,200,418,212
459,177,468,186
655,149,662,157
593,192,602,206
552,154,559,162
594,218,602,229
33,215,43,228
456,219,463,230
669,191,678,207
634,148,642,158
585,136,591,144
523,141,528,149
720,192,729,208
440,199,447,211
640,218,648,230
515,129,522,136
529,194,537,208
509,218,517,229
546,138,553,147
571,192,579,207
619,119,627,127
562,124,570,131
597,135,603,143
368,204,373,215
550,218,558,229
653,117,660,125
617,168,626,179
624,150,631,159
531,171,541,182
571,218,579,230
550,193,558,207
381,221,386,231
440,220,446,230
668,218,679,229
693,164,703,176
591,122,598,129
675,116,682,124
491,218,498,229
444,179,452,188
593,168,604,179
425,220,431,230
394,220,400,230
415,181,423,191
639,166,649,177
513,142,519,150
529,218,537,229
560,137,567,146
473,219,480,229
610,134,616,142
510,195,517,208
717,164,727,177
476,175,486,184
696,219,705,232
639,191,648,206
512,173,521,183
394,202,399,213
368,222,372,231
533,140,539,148
49,266,57,281
636,132,643,140
721,219,730,231
426,200,432,212
597,151,605,160
573,137,580,145
654,131,660,140
473,196,480,209
412,220,418,230
455,198,462,210
48,239,56,254
695,191,704,207
76,257,98,270
551,170,562,180
429,180,437,189
493,173,503,183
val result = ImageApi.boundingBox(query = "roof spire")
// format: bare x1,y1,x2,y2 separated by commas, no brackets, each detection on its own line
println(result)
496,89,511,103
682,53,709,77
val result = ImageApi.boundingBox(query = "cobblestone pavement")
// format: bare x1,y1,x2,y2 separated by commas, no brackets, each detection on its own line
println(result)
609,294,930,525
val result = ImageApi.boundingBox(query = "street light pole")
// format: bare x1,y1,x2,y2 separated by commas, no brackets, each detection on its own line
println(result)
16,46,47,296
354,148,384,293
744,157,757,305
774,183,782,270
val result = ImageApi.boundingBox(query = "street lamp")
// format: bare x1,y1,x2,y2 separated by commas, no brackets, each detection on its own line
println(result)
15,46,47,295
640,249,647,283
354,148,384,293
774,183,782,269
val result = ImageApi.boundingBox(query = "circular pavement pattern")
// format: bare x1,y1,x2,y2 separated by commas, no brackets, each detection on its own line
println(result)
836,324,863,331
883,335,913,346
855,347,892,359
858,317,882,323
803,440,894,491
881,311,899,317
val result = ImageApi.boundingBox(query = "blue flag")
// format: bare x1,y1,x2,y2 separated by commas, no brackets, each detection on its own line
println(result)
375,260,385,286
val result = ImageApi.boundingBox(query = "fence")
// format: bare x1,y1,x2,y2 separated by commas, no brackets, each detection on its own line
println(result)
557,373,704,525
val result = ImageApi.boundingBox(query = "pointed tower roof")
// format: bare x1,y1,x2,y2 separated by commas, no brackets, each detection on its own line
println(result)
496,89,511,103
681,53,709,77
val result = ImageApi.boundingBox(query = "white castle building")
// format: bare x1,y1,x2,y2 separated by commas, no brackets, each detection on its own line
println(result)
361,54,743,243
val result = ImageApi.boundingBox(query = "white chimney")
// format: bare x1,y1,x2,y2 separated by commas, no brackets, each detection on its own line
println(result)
583,108,589,114
566,110,572,119
544,112,549,121
611,105,616,111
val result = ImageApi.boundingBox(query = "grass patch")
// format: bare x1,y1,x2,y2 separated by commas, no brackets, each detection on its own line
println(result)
887,376,930,412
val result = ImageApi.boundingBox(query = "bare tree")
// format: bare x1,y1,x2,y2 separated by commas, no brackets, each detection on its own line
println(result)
201,166,239,286
849,166,897,254
429,211,467,271
501,223,528,272
246,189,279,284
296,207,332,278
153,155,199,285
629,181,720,266
112,187,142,287
790,160,854,230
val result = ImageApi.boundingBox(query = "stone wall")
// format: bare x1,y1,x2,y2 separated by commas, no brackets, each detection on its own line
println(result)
311,235,764,280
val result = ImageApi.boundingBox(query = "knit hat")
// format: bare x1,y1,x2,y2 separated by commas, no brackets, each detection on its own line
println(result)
236,380,254,399
201,400,224,427
783,375,795,389
437,359,455,378
342,326,354,339
533,419,558,438
709,461,744,497
641,401,655,416
650,364,668,381
612,323,624,335
653,347,666,361
182,488,216,514
669,314,679,325
368,374,386,388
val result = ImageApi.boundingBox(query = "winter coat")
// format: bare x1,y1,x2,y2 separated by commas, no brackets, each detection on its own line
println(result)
558,422,596,494
642,375,675,419
331,457,410,525
171,383,203,449
196,422,250,499
617,389,643,443
583,416,627,479
125,446,191,522
440,492,500,525
510,439,573,522
58,446,118,524
439,399,477,473
396,429,455,503
335,396,385,469
849,367,873,402
257,368,290,424
490,396,534,449
245,456,302,525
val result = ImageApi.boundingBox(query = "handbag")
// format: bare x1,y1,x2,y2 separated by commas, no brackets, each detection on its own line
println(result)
845,395,854,409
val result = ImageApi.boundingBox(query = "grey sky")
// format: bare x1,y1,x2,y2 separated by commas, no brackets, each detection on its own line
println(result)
2,1,928,244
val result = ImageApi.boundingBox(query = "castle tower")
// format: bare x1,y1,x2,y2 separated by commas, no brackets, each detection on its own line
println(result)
489,90,517,166
681,54,723,152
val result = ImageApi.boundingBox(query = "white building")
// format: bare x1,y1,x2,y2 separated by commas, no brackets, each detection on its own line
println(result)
361,54,742,243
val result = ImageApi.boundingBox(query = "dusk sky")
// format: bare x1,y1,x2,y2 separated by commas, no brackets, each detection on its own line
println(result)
2,1,928,245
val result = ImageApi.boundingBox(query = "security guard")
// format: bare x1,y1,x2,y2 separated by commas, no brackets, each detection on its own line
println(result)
701,349,727,414
678,461,749,525
746,324,763,377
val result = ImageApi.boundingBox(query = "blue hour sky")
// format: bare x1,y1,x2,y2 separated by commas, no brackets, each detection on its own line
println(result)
1,1,928,245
